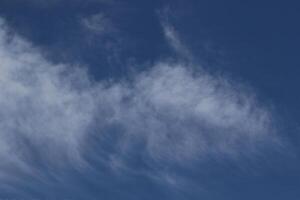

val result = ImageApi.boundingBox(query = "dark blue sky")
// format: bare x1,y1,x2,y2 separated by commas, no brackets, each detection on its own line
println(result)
0,0,299,199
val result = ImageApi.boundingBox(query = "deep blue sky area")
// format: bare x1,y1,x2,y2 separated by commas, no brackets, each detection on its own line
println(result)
0,0,300,200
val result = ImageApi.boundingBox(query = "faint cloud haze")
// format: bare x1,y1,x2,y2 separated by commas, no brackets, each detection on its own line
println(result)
81,13,115,35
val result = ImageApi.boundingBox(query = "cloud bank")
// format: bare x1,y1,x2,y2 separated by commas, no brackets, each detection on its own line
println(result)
0,18,280,195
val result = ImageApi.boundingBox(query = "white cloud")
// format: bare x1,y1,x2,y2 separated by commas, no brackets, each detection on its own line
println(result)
0,18,281,189
104,64,279,166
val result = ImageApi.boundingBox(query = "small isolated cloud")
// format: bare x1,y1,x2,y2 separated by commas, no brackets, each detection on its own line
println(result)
81,13,115,35
0,17,282,196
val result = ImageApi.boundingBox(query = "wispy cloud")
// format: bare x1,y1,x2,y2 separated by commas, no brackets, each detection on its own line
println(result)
158,8,192,60
161,21,191,59
0,17,282,197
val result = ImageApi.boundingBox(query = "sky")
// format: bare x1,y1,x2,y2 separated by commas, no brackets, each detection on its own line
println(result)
0,0,299,199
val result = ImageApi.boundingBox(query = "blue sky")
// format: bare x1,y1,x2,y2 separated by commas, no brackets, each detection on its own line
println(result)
0,0,299,199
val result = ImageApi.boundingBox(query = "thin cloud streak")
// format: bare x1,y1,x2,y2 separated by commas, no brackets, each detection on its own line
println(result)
161,21,191,59
159,8,192,60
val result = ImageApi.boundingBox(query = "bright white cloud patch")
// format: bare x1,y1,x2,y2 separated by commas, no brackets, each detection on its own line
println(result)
0,18,279,187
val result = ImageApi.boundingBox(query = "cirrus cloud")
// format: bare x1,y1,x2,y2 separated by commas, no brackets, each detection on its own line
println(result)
0,17,282,196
